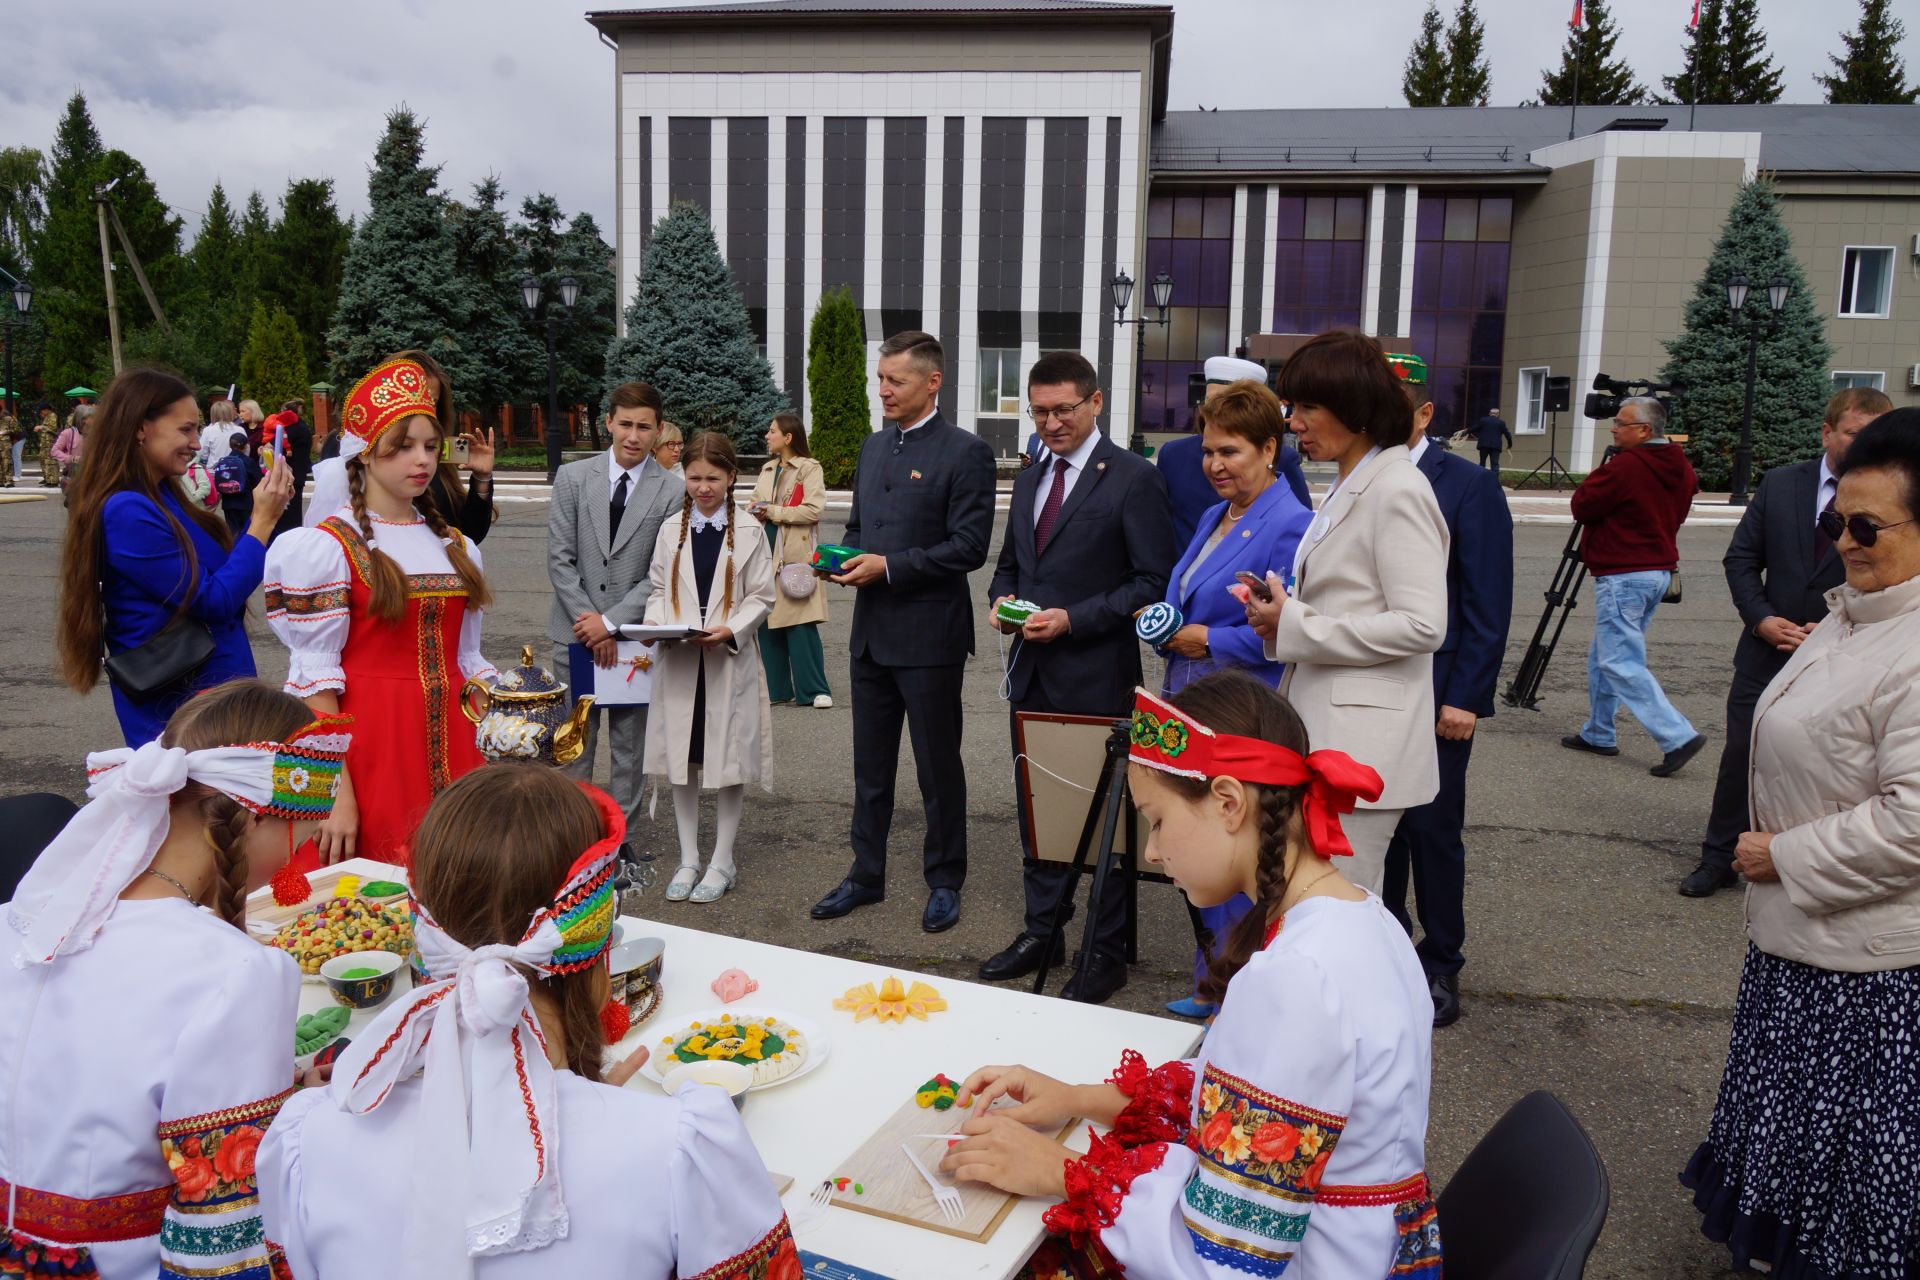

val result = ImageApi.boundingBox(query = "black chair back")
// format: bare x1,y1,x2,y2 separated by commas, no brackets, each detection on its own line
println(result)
1436,1090,1610,1280
0,794,80,903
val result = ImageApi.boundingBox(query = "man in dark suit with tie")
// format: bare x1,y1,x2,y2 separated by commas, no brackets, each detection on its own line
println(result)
1381,358,1513,1027
1156,355,1311,549
813,331,997,933
979,352,1177,1003
1679,386,1892,897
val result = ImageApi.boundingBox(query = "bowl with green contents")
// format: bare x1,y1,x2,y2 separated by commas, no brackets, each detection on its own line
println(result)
320,950,404,1009
294,1006,351,1071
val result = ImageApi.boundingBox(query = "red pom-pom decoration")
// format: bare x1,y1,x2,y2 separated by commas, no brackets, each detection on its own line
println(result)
270,865,312,907
600,1000,632,1045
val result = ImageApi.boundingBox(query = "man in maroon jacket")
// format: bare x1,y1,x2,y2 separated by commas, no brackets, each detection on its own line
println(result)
1561,397,1709,777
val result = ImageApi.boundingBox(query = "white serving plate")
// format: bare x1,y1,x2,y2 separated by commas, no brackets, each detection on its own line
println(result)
639,1007,831,1094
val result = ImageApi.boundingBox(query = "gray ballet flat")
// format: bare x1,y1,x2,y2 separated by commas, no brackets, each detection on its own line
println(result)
690,865,736,905
665,865,701,903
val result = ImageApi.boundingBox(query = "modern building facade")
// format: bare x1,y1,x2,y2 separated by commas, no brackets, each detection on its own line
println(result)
588,0,1920,471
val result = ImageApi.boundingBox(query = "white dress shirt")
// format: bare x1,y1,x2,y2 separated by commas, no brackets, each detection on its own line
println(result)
1032,429,1102,527
1816,457,1837,524
1407,436,1431,468
609,449,649,496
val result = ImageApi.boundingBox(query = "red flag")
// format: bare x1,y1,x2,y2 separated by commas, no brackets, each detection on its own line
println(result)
1569,0,1583,29
1688,0,1701,31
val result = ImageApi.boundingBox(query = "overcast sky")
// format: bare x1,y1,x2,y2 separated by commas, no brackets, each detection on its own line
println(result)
3,0,1907,240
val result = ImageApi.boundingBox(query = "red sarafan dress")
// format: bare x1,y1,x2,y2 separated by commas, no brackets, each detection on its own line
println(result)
265,510,497,867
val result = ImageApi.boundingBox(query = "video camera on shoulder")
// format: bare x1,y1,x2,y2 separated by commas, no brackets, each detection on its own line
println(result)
1583,373,1680,421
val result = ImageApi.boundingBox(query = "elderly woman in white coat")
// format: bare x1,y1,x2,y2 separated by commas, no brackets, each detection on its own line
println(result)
643,432,775,905
1683,409,1920,1280
1247,330,1448,895
750,412,833,708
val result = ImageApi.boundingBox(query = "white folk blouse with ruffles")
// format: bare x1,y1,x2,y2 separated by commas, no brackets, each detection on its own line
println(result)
1049,894,1442,1279
260,1072,794,1279
0,897,299,1280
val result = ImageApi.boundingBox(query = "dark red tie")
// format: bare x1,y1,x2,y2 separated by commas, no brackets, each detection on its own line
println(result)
1034,456,1070,554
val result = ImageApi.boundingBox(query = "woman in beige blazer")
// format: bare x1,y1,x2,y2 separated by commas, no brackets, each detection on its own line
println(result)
750,413,833,707
1247,331,1449,894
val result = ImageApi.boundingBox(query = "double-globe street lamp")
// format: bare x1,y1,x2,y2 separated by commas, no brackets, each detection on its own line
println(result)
3,276,32,430
522,273,581,483
1727,269,1790,507
1111,269,1173,455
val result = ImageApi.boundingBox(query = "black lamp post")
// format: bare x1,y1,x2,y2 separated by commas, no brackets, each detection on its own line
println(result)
1112,269,1173,454
523,273,582,483
3,277,31,431
1726,270,1790,506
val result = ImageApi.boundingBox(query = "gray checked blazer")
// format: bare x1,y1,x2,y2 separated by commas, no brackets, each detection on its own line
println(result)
547,453,686,648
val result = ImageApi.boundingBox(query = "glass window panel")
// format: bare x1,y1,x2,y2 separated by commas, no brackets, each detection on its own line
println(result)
1443,197,1478,242
1140,362,1168,434
1173,196,1205,239
1430,367,1465,437
1203,195,1235,239
1478,196,1513,242
1466,368,1501,424
1335,196,1366,241
1409,312,1438,366
1144,315,1170,360
1439,243,1476,311
1472,242,1511,310
1272,195,1305,241
1196,308,1229,363
1169,239,1203,306
1410,245,1442,310
1468,312,1505,366
1329,241,1365,313
1842,247,1893,316
1145,238,1173,285
1435,313,1471,368
1416,195,1444,242
1304,196,1335,241
1001,353,1021,403
1830,370,1886,390
1168,306,1200,361
1271,242,1304,320
1301,241,1334,304
1198,240,1233,306
1146,196,1174,239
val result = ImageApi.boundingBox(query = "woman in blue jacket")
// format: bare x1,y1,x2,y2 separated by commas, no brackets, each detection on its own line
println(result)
57,368,292,745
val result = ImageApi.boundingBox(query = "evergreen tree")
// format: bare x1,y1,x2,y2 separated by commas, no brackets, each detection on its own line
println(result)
238,301,311,418
30,93,109,392
1444,0,1493,107
183,181,248,384
553,207,619,430
236,190,272,322
1660,181,1832,490
1402,3,1450,107
1721,0,1784,103
1662,0,1727,104
446,176,541,418
806,286,870,487
602,201,787,451
270,178,350,373
1818,0,1917,103
326,107,474,399
1537,0,1647,106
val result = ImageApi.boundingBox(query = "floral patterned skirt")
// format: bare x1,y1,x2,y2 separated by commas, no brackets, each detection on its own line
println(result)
1682,944,1920,1280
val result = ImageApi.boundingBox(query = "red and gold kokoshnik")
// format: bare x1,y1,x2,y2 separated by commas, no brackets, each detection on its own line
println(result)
340,357,438,454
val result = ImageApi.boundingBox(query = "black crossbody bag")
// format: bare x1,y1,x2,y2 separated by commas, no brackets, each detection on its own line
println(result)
97,515,217,700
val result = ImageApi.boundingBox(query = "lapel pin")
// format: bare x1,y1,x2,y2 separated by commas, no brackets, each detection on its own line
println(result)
1241,529,1251,538
910,469,923,480
1096,461,1107,472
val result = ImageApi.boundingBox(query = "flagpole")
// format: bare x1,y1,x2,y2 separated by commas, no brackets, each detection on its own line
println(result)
1687,0,1701,131
1566,0,1582,140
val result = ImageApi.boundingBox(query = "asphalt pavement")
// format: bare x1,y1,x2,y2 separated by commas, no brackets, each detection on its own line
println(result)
0,480,1750,1278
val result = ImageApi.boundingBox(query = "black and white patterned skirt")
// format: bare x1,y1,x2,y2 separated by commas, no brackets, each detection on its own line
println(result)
1682,944,1920,1279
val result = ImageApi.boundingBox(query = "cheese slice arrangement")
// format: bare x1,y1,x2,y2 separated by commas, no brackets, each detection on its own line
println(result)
665,1015,807,1086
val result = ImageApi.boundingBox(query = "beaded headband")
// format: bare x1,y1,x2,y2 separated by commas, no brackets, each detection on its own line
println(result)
241,714,353,821
1128,687,1383,859
340,357,437,456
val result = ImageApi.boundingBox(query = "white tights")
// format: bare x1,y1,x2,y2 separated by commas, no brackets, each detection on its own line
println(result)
671,778,744,878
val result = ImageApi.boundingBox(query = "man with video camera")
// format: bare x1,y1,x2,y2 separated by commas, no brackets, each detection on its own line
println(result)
1561,396,1707,776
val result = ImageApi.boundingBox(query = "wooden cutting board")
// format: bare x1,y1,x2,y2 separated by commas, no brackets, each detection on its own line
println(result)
244,869,408,938
824,1095,1075,1243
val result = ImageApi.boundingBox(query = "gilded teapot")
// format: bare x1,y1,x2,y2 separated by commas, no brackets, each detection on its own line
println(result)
461,646,595,766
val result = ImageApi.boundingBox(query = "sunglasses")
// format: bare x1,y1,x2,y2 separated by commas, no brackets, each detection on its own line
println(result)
1818,509,1918,548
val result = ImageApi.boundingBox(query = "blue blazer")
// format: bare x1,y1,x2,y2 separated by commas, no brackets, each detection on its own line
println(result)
101,488,265,745
1413,442,1514,717
1156,433,1311,552
1160,479,1313,691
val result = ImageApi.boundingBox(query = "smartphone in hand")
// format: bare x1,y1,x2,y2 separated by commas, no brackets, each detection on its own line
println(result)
443,436,471,465
1234,570,1275,602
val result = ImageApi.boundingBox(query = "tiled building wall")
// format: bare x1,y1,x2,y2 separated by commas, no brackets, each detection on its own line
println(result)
1778,176,1920,409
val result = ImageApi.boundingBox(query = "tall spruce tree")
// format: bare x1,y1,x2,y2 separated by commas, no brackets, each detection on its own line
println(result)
1818,0,1917,103
326,107,474,398
553,208,618,433
1721,0,1784,103
238,301,311,417
31,93,109,392
235,191,272,323
271,178,350,373
1660,181,1832,490
602,201,786,451
1663,0,1782,105
1537,0,1647,106
447,176,542,418
1662,0,1728,104
806,286,870,487
184,182,248,384
1444,0,1493,107
1403,3,1451,107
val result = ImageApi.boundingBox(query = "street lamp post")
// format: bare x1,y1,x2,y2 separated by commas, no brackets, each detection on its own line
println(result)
2,278,31,431
1111,269,1173,454
1727,270,1790,507
523,273,582,483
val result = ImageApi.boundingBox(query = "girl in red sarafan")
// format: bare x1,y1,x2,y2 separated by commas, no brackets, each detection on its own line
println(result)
264,356,498,868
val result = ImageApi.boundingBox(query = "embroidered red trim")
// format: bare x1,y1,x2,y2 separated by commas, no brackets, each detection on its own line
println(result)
1317,1172,1429,1207
1205,1065,1348,1132
0,1178,170,1244
351,985,452,1099
680,1215,797,1279
1106,1050,1194,1147
156,1089,292,1140
509,1024,547,1185
1042,1132,1168,1272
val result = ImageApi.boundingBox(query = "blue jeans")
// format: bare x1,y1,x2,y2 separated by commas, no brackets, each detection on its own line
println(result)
1580,570,1697,752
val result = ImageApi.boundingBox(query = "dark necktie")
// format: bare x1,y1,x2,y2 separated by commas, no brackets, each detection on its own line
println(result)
1034,456,1070,554
610,472,630,538
1814,489,1835,558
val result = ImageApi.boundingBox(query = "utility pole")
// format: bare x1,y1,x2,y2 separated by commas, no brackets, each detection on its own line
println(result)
93,181,124,374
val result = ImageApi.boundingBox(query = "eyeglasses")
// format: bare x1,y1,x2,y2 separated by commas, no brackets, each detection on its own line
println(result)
1612,418,1647,430
1027,394,1094,424
1817,509,1917,548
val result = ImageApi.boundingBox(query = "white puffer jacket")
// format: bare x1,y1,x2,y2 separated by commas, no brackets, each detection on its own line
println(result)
1746,572,1920,972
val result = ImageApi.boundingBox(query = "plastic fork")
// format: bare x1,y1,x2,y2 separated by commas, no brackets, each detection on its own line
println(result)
900,1142,966,1224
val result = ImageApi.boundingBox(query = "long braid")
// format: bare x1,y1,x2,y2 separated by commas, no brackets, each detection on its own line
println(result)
721,498,736,621
197,792,254,931
415,486,493,608
346,459,409,622
670,491,693,617
1198,784,1299,1006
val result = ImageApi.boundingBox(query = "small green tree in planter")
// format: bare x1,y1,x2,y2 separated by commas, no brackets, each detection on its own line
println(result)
806,287,870,487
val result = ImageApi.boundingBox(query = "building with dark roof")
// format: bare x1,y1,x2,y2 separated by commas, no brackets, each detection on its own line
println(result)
588,1,1920,468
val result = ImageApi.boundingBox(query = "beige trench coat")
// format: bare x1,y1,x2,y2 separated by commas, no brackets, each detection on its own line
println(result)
750,455,830,629
640,503,777,790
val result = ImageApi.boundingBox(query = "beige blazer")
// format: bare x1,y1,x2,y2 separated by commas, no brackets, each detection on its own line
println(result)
1264,445,1450,810
750,455,829,629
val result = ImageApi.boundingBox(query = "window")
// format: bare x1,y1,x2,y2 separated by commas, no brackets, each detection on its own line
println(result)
1408,192,1513,439
1142,187,1238,433
1838,247,1894,319
1516,367,1548,436
978,347,1022,416
1830,370,1886,391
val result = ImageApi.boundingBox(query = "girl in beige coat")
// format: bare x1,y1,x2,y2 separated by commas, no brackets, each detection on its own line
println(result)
750,413,833,707
642,433,776,904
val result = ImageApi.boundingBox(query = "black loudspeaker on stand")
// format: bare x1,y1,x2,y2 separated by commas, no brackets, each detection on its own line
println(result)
1518,375,1574,491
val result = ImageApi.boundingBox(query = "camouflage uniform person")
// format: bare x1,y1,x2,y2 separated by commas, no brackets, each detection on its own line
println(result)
0,412,15,486
36,410,58,487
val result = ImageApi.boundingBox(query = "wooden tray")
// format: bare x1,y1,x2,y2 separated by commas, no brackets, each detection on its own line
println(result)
824,1094,1074,1243
244,869,408,938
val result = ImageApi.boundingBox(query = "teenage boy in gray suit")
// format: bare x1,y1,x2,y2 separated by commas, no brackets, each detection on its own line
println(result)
547,380,685,830
812,331,997,934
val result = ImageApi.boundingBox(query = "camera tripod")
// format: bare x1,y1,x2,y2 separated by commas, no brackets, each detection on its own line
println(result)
1518,410,1572,492
1503,520,1587,711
